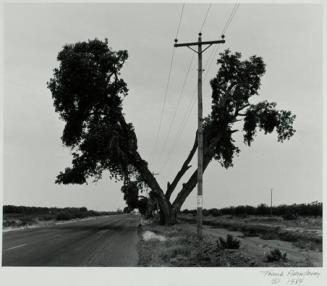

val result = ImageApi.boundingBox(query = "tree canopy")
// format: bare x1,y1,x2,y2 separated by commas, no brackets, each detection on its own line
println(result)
48,39,137,184
206,50,296,168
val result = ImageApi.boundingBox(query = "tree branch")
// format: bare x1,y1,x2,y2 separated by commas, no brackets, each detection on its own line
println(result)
171,131,223,212
165,133,198,200
235,104,250,115
132,151,171,213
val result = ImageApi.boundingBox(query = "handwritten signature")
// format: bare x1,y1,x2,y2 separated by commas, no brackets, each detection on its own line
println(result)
260,270,321,285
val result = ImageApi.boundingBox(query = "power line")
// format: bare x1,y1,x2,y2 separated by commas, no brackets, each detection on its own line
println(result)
151,3,185,164
199,4,212,33
203,3,240,78
175,4,185,38
221,3,240,35
161,3,241,173
158,4,214,171
161,46,220,172
178,3,241,130
158,53,195,167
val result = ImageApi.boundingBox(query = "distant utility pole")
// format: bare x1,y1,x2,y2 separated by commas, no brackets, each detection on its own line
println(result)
152,172,160,212
174,33,225,240
270,188,273,216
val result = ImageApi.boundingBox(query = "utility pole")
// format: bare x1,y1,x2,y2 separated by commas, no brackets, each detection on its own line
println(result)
174,33,225,239
270,188,273,216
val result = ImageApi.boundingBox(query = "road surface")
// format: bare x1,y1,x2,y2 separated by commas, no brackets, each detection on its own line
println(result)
2,214,140,266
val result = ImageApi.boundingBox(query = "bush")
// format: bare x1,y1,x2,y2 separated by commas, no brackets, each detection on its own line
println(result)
282,212,298,220
260,231,280,240
39,214,54,221
243,229,259,237
217,234,240,249
55,212,73,221
209,201,322,217
208,208,220,216
265,248,287,262
203,209,209,216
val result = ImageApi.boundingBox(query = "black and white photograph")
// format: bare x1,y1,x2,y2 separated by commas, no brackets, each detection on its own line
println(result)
0,0,325,283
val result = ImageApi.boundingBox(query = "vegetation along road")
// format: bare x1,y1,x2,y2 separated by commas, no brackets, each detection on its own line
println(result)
2,214,139,266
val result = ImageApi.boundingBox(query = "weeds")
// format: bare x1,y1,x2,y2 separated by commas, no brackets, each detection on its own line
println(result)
265,248,287,262
217,234,240,249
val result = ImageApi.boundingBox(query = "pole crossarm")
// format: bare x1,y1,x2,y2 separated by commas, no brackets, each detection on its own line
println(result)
174,39,225,48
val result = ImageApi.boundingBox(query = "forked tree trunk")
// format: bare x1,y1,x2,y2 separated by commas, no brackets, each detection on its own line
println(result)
132,126,223,225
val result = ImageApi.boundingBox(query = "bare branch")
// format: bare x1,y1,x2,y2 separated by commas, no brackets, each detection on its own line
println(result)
165,133,198,200
171,131,223,211
234,103,250,117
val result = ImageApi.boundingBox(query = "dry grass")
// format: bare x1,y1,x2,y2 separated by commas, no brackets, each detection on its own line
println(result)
138,223,257,267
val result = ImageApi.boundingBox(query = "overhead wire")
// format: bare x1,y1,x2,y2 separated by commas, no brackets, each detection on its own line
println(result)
157,53,195,166
160,2,240,172
150,3,185,165
221,2,240,35
159,3,213,171
175,4,185,38
183,2,241,127
199,4,212,33
156,3,208,169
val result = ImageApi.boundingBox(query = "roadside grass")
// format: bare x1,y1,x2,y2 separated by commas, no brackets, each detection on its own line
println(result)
138,223,257,267
138,222,315,267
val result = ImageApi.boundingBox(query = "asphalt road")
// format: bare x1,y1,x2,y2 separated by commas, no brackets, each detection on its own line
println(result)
2,214,140,266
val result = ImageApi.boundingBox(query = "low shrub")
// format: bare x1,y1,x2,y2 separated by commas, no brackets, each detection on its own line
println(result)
19,217,35,226
217,234,240,249
243,229,259,237
265,248,287,262
260,231,280,240
209,208,220,216
55,212,73,221
39,214,54,221
283,212,298,220
203,209,209,216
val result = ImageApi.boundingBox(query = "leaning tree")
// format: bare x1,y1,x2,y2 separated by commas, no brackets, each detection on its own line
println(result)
48,39,295,225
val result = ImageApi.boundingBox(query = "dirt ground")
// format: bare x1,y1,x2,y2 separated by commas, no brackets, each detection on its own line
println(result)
184,223,322,267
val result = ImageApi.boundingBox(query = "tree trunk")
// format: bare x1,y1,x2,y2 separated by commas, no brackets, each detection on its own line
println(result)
132,152,174,225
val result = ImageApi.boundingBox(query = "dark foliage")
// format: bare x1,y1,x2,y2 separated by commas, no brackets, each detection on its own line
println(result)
121,181,139,210
182,201,322,218
207,50,296,169
3,205,116,220
282,212,298,220
265,248,287,262
48,39,138,184
217,234,240,249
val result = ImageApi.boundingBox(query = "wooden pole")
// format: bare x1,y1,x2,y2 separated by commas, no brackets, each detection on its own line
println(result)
197,33,203,239
174,34,225,240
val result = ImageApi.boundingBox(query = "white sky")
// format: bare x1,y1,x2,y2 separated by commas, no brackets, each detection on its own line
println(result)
3,3,322,211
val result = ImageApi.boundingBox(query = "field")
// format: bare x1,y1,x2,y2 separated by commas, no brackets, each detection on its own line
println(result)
138,214,322,267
